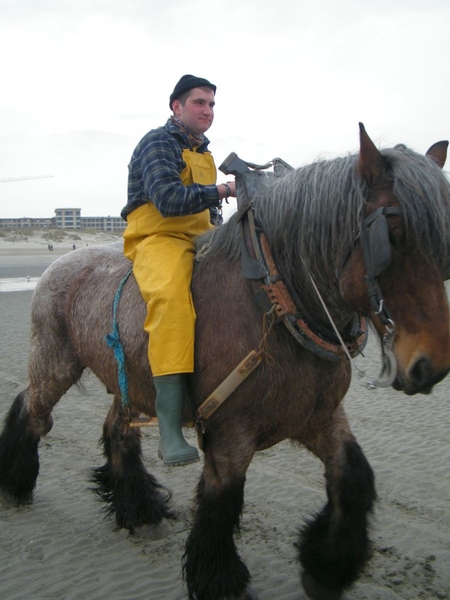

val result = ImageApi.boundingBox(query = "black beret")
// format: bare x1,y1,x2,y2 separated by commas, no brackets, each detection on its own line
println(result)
169,74,216,109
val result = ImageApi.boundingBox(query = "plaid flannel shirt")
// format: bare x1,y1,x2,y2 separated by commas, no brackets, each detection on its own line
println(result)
121,119,220,221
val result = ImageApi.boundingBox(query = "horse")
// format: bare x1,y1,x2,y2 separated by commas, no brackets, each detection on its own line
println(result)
1,124,450,600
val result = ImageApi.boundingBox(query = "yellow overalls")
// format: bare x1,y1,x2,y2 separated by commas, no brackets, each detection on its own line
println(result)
123,149,216,376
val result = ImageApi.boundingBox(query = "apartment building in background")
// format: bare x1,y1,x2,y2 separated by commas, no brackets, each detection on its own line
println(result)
0,207,126,232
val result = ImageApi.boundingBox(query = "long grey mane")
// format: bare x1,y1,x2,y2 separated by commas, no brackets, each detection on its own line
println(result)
196,144,450,295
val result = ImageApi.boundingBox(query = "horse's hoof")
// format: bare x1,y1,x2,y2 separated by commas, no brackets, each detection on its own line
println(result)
191,586,259,600
301,571,342,600
0,489,33,508
236,586,259,600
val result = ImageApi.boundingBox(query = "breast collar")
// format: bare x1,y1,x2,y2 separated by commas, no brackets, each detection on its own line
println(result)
240,205,367,361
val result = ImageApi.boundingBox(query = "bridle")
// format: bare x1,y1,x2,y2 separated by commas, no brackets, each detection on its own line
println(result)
360,205,403,327
358,205,403,387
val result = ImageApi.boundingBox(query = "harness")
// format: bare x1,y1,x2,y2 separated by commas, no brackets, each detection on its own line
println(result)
221,152,368,361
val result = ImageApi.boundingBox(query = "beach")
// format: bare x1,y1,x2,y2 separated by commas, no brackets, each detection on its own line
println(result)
0,232,449,599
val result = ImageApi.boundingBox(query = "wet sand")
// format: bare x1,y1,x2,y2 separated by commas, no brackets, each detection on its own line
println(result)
0,245,449,599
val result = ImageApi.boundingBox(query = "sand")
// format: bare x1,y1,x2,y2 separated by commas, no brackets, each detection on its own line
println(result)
0,234,449,599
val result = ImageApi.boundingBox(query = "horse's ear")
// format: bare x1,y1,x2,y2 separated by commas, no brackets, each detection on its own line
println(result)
357,122,385,182
425,141,448,169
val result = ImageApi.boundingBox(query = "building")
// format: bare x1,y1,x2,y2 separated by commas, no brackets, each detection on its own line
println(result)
77,215,126,232
55,208,81,229
0,216,55,230
0,208,126,232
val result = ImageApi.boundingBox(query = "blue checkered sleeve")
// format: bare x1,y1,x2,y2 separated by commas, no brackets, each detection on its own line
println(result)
125,127,220,219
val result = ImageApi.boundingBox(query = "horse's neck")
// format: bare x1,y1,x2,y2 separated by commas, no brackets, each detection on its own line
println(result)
278,255,353,332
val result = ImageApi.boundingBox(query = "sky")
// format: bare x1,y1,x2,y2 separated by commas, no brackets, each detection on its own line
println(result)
1,0,449,222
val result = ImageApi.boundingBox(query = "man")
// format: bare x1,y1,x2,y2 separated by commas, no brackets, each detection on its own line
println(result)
121,74,236,466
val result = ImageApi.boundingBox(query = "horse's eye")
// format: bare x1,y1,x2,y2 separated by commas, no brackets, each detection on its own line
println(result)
388,227,403,248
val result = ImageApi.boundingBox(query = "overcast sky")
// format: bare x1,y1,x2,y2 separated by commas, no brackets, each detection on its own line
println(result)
1,0,449,222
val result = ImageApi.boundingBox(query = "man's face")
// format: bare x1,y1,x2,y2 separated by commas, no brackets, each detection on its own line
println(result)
172,88,215,135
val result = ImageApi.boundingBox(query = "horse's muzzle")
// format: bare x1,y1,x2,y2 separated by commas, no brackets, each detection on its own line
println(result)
393,357,450,395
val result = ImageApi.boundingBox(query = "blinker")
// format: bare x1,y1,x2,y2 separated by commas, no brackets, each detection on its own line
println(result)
360,206,403,325
362,206,402,277
366,211,391,276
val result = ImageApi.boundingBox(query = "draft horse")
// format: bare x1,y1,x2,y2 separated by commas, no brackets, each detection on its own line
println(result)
1,124,450,600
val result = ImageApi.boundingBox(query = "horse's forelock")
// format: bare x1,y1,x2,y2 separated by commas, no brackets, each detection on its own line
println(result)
382,145,450,272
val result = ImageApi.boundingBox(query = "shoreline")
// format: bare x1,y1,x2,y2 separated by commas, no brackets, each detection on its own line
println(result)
0,231,123,280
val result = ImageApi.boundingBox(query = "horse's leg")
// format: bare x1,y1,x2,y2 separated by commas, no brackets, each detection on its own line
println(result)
183,433,258,600
0,389,42,504
0,340,84,505
297,405,376,600
91,396,172,532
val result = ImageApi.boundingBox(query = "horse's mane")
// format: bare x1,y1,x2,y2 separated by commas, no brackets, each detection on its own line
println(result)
196,145,450,293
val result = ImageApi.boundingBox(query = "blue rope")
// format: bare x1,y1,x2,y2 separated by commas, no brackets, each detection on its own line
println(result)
105,269,133,408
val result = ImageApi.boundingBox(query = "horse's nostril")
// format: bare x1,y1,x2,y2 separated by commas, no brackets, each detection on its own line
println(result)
409,357,432,388
405,358,450,394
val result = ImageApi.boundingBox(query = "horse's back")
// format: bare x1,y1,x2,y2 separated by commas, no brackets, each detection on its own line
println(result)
30,242,147,382
37,241,127,287
34,242,132,305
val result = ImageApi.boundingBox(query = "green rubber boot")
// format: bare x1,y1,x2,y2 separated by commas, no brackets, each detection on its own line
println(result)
154,374,199,466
